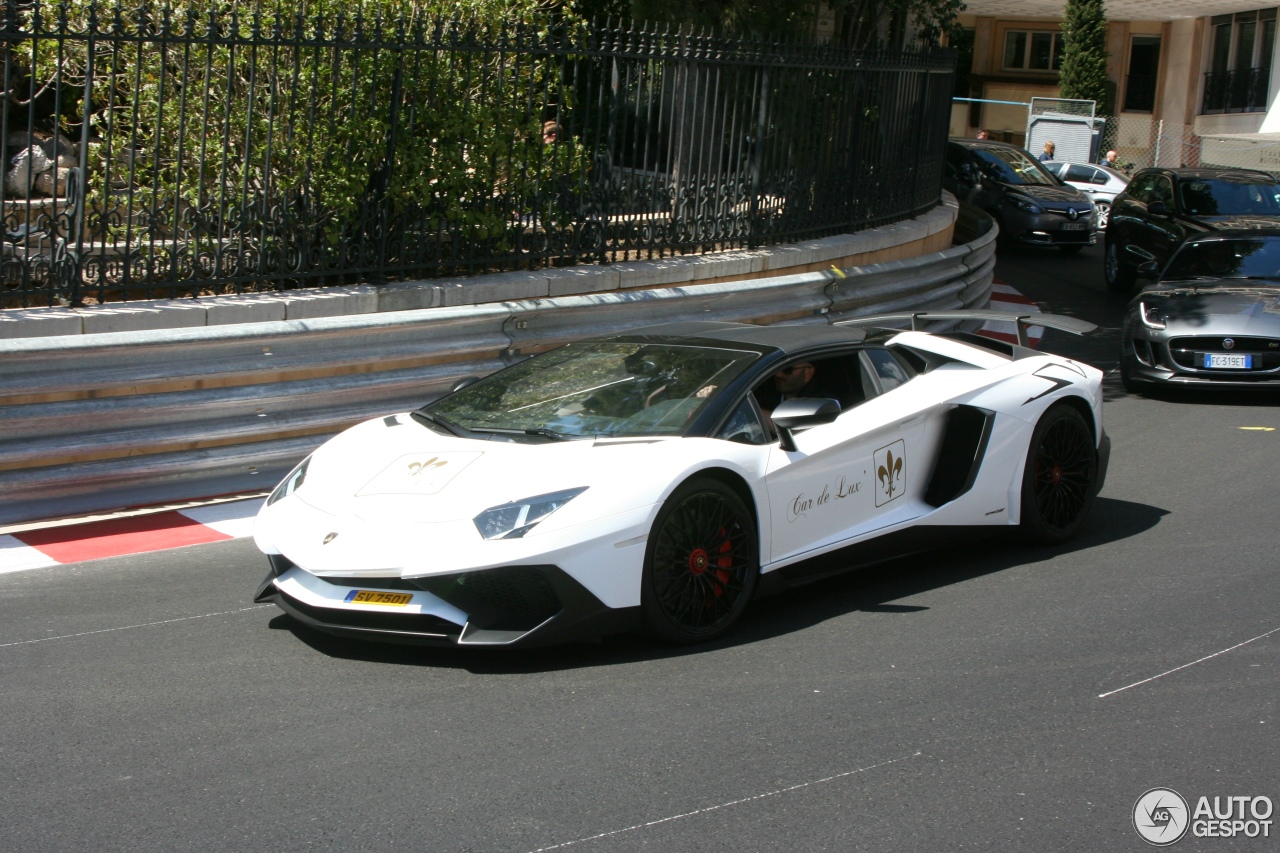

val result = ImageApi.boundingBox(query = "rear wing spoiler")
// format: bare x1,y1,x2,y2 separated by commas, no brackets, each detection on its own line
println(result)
835,310,1096,348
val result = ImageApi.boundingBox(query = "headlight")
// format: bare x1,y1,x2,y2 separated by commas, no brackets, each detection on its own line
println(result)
473,487,588,540
267,456,311,506
1138,301,1167,330
1008,195,1042,213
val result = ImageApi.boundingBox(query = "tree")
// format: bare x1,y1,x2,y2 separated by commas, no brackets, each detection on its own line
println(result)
1058,0,1112,115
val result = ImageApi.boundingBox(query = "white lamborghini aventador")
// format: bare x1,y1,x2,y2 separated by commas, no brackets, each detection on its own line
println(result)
253,314,1110,647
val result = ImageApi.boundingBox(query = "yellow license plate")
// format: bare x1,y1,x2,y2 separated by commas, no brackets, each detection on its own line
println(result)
344,590,413,607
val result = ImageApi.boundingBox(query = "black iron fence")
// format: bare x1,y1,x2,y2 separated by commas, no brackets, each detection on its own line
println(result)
1202,67,1270,115
0,1,954,307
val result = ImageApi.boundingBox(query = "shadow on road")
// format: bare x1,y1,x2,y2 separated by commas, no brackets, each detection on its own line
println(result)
271,496,1169,673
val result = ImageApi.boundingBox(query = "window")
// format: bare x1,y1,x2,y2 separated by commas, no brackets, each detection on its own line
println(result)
1204,9,1276,113
864,350,913,392
1127,174,1159,204
1003,30,1063,71
1123,36,1161,113
1065,164,1101,183
715,398,769,445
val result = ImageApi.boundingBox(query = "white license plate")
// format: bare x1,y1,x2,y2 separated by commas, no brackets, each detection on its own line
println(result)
1060,222,1089,231
1204,353,1252,369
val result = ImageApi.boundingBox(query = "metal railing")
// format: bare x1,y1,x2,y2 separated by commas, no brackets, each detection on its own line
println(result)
1202,67,1270,114
0,1,955,308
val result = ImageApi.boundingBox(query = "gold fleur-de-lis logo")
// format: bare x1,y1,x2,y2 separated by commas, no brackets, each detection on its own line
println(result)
407,457,448,477
874,440,906,507
878,450,902,498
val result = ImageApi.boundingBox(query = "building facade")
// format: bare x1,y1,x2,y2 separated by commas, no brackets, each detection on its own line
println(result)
950,1,1280,173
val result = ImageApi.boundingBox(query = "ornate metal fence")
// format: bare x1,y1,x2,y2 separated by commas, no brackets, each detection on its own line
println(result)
0,2,954,308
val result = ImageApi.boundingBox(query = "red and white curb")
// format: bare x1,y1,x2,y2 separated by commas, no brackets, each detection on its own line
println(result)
0,497,265,574
978,282,1044,346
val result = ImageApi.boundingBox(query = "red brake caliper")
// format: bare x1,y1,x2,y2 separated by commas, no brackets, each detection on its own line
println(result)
712,527,733,598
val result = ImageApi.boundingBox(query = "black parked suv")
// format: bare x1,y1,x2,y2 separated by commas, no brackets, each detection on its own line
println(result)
1104,167,1280,292
944,138,1096,253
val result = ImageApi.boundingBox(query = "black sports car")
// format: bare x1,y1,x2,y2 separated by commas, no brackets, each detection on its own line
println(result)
1105,167,1280,293
1121,231,1280,391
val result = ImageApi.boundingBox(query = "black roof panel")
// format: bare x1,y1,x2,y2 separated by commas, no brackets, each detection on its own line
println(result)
611,321,866,354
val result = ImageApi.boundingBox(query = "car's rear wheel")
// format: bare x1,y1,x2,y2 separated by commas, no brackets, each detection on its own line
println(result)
1105,240,1135,292
641,477,759,643
1020,404,1098,545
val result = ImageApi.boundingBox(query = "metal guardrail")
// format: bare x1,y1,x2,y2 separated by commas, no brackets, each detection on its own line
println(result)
0,220,995,525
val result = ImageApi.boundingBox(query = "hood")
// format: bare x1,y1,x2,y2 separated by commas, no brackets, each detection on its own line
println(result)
296,414,661,524
1140,283,1280,334
1191,214,1280,230
1000,183,1089,205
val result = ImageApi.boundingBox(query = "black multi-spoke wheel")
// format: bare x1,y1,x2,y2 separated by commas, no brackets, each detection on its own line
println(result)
642,478,759,643
1020,405,1098,544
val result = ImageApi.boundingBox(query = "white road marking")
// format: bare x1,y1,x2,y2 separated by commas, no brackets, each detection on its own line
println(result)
0,605,274,649
0,535,59,574
524,751,922,853
177,498,265,538
1098,626,1280,699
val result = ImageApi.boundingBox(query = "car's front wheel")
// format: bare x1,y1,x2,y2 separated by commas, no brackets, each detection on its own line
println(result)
1094,201,1111,230
641,477,759,643
1020,404,1098,545
1105,240,1135,292
1120,358,1150,395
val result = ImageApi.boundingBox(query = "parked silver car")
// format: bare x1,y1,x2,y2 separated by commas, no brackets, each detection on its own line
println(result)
1042,161,1130,229
1121,231,1280,391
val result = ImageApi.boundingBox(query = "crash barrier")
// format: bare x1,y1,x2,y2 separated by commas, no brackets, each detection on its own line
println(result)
0,217,995,526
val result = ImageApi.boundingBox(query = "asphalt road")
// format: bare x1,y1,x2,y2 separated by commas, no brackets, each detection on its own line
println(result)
2,242,1277,853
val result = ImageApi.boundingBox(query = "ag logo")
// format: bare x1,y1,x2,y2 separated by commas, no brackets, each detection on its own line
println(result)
1133,787,1189,846
874,439,906,507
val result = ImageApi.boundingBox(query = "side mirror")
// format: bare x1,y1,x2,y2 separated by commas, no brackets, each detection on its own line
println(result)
1148,200,1170,217
1137,261,1159,278
773,397,841,452
450,376,481,393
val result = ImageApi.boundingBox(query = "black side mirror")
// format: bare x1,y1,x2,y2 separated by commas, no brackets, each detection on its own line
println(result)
772,397,841,452
1137,261,1159,278
1148,200,1170,216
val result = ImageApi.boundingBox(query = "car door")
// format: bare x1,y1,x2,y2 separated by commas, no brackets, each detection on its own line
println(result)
1143,174,1186,268
1117,173,1179,270
760,350,934,567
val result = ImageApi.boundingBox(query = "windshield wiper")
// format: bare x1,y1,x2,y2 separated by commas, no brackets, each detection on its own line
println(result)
525,428,573,441
466,426,581,441
410,411,460,436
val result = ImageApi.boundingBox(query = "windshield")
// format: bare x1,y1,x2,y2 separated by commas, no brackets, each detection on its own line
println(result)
1179,178,1280,216
1164,237,1280,281
423,342,759,438
970,147,1060,186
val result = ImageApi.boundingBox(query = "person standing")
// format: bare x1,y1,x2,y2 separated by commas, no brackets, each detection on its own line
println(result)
1039,141,1055,161
1102,149,1118,168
